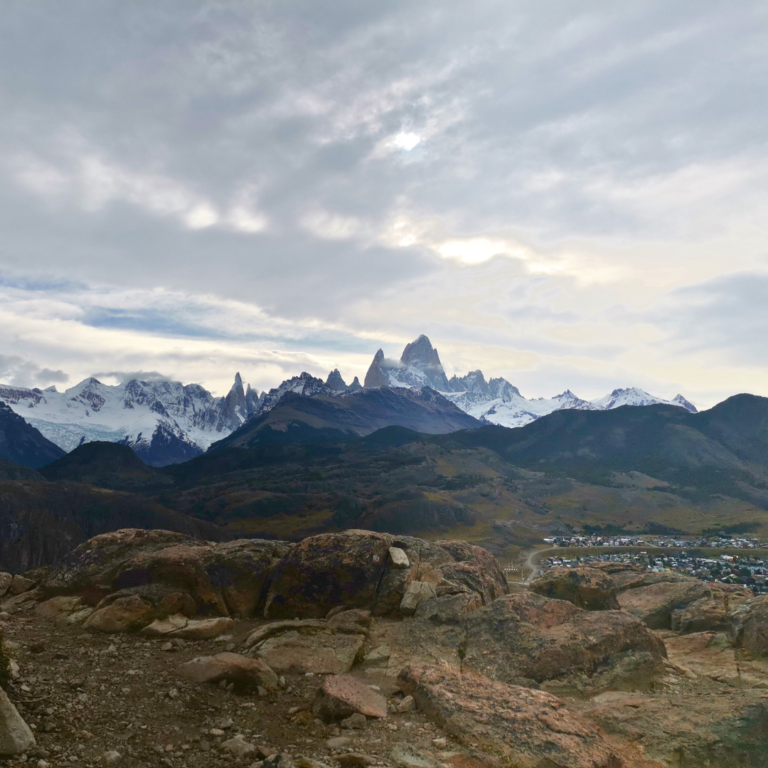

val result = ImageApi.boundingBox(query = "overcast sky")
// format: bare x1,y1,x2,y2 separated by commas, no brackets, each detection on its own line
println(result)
1,1,767,407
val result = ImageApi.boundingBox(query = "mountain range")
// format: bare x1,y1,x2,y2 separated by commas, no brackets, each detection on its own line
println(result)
364,335,697,428
0,333,695,466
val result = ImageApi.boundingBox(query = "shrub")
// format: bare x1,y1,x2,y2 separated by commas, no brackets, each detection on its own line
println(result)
0,631,10,689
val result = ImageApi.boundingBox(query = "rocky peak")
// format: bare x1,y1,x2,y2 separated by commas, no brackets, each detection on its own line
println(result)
672,394,698,413
400,335,444,373
326,369,348,392
364,349,392,389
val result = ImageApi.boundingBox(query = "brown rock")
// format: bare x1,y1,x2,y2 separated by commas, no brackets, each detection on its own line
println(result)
0,574,11,598
8,575,35,596
435,540,508,604
464,593,667,691
256,630,365,675
328,609,372,631
83,594,156,633
178,652,278,691
312,674,388,721
35,595,85,619
244,619,329,649
42,528,290,618
577,689,768,767
730,594,768,657
264,530,394,619
170,617,234,640
0,688,36,756
618,579,709,629
530,566,620,611
400,582,436,616
671,584,752,634
398,662,628,768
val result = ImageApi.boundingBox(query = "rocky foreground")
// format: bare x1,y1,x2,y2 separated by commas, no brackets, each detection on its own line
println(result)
1,532,768,767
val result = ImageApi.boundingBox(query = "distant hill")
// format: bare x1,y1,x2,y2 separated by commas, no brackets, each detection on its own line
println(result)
0,478,226,574
210,387,481,451
41,441,172,493
0,400,66,468
0,460,45,482
440,395,768,506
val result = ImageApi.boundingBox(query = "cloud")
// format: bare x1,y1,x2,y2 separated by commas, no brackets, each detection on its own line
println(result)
91,370,173,385
0,354,68,388
0,2,767,408
37,368,69,384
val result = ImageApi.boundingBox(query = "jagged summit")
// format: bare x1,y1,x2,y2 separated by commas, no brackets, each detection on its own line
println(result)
360,334,697,429
365,334,450,391
326,369,348,392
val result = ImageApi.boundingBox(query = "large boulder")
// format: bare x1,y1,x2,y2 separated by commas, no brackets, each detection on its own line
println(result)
400,592,666,694
464,593,667,693
530,566,620,611
433,540,508,604
264,530,394,619
312,674,388,722
255,630,365,675
398,662,632,768
178,652,278,691
42,529,291,619
617,578,709,629
671,584,753,634
0,688,35,756
730,594,768,657
263,530,507,619
0,574,11,598
577,689,768,768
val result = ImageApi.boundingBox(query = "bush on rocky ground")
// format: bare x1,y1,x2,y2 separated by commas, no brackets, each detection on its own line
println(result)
0,631,10,689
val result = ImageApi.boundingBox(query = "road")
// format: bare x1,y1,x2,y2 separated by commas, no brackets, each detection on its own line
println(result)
523,545,556,584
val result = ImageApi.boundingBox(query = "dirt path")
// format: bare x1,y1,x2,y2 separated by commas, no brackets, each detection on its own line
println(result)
523,545,556,584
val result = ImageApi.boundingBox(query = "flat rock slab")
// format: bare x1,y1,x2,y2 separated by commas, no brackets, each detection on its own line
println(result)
312,674,388,721
398,662,627,768
244,619,328,649
0,688,36,756
390,744,441,768
530,566,619,611
171,617,234,640
618,581,708,629
256,631,365,675
178,652,278,691
576,689,768,768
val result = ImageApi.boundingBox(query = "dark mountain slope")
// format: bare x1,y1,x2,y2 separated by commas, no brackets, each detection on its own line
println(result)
210,387,480,451
0,400,66,468
41,441,172,493
0,480,226,573
0,459,45,482
439,397,768,505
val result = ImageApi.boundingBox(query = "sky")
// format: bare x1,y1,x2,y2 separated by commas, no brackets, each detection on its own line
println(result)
1,1,768,408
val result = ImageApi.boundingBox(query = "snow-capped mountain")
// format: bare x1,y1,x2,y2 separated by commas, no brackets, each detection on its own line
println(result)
0,333,697,466
0,375,264,466
0,369,365,466
363,335,697,427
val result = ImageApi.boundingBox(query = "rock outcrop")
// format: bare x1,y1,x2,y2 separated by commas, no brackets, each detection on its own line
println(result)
398,662,630,768
0,688,35,756
618,577,752,631
41,529,291,624
401,592,667,694
263,530,507,619
530,566,620,610
729,594,768,657
577,689,768,768
312,674,388,722
178,652,278,691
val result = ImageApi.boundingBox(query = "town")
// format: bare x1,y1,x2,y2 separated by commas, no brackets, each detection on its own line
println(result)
540,534,768,592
